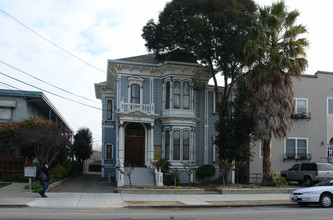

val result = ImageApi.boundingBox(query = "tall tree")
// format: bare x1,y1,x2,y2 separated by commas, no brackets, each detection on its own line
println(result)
72,128,93,163
142,0,256,162
0,117,72,166
244,1,308,185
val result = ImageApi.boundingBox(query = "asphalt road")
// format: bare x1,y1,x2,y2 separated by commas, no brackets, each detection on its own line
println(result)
0,206,332,220
49,174,117,193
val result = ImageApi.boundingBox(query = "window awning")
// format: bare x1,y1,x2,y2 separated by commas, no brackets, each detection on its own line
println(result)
0,100,16,108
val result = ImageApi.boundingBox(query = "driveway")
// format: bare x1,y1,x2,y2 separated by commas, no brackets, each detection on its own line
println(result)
49,174,116,193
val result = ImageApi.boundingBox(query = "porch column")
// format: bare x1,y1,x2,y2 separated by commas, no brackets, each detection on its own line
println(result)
149,125,155,163
119,123,125,161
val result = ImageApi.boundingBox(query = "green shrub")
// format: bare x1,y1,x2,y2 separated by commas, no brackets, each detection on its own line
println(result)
154,159,171,174
271,173,288,187
203,178,223,185
196,164,216,181
50,165,67,179
31,182,42,193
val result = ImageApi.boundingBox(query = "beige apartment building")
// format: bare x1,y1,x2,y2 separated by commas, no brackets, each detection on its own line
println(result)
250,71,333,178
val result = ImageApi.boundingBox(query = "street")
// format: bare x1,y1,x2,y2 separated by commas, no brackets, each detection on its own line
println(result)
0,206,332,220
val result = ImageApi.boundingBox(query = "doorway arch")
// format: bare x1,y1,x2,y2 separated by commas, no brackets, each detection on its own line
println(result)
125,123,145,166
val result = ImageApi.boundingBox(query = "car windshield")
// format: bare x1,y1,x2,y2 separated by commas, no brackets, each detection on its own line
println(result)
316,178,333,186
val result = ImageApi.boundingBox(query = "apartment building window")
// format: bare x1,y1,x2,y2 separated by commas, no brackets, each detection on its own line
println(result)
328,98,333,115
106,144,113,160
131,84,140,104
294,98,308,114
173,81,181,109
0,107,11,120
285,138,308,159
106,99,113,120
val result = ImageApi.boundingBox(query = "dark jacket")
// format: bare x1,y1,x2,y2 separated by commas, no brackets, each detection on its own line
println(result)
40,166,50,182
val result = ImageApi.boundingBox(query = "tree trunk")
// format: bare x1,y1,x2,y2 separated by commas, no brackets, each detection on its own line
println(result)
261,139,272,186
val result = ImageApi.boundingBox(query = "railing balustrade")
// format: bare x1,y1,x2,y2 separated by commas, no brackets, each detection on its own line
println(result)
119,101,155,114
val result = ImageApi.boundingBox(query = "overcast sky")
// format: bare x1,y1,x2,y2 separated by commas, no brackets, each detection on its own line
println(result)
0,0,332,150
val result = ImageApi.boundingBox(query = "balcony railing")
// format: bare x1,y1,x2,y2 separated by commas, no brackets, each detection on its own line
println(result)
119,101,155,114
291,112,311,121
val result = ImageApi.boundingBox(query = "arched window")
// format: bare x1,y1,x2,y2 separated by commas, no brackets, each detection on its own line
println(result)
165,81,170,109
173,81,180,109
183,82,190,109
131,84,140,104
106,144,113,160
173,130,180,160
183,130,190,160
106,99,113,120
165,130,170,160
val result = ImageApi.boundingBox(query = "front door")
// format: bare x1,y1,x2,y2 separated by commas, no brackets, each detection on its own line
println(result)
125,124,145,167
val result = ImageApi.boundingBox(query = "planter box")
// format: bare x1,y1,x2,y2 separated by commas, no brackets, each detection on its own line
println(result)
220,187,297,194
116,188,204,194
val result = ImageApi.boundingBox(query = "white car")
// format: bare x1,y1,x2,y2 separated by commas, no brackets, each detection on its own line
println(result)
290,178,333,207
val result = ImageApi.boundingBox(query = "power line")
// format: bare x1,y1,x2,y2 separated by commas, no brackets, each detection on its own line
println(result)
0,71,102,111
0,8,106,74
0,60,99,103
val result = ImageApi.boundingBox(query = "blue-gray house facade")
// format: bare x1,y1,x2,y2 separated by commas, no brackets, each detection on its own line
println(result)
95,54,221,185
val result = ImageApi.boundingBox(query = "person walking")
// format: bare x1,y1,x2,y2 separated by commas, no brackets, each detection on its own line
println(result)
39,162,50,198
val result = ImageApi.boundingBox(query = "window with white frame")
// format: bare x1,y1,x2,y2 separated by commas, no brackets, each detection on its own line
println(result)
213,91,223,113
131,84,140,104
183,82,190,109
259,140,272,158
106,144,113,160
294,98,308,114
328,98,333,115
163,129,192,161
165,81,170,109
165,130,170,160
106,99,113,120
164,80,192,110
285,138,308,159
212,136,219,162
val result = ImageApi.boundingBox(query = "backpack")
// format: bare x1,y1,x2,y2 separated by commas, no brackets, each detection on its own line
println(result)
39,170,47,182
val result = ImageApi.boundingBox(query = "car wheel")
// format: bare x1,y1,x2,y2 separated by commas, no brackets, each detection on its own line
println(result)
319,193,332,208
298,202,308,207
304,177,313,187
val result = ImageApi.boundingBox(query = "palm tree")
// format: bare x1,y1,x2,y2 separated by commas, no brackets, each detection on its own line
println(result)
245,1,308,185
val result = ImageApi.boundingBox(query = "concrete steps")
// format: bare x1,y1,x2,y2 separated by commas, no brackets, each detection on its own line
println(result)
124,167,154,186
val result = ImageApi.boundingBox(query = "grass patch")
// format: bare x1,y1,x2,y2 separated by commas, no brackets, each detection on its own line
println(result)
0,182,11,189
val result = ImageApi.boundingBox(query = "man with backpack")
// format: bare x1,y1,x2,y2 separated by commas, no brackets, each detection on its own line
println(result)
39,162,50,198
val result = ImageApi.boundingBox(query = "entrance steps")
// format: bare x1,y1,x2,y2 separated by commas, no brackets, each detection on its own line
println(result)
124,167,154,186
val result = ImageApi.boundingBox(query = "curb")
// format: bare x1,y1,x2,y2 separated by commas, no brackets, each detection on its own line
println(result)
126,201,294,209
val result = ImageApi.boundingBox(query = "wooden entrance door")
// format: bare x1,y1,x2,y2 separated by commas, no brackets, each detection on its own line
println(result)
125,124,145,167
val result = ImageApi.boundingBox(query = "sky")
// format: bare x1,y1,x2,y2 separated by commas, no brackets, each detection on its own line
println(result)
0,0,332,150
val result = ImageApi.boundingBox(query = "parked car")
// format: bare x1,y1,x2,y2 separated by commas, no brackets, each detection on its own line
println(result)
280,162,333,186
290,178,333,207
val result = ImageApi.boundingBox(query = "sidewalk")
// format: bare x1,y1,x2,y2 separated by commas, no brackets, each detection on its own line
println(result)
0,182,293,209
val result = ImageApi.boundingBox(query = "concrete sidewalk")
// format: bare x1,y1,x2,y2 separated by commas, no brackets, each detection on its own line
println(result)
0,182,293,209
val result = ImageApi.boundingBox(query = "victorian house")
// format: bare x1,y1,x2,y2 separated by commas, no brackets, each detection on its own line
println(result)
95,53,221,186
